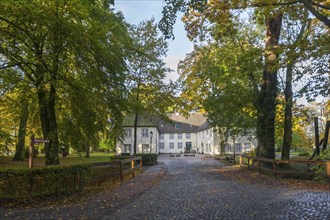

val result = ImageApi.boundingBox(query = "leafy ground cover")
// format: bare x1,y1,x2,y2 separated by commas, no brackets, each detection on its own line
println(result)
217,165,329,191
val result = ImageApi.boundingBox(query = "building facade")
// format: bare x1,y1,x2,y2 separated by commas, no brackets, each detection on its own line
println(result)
116,113,256,155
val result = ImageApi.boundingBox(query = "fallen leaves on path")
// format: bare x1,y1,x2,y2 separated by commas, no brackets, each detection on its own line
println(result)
216,165,329,191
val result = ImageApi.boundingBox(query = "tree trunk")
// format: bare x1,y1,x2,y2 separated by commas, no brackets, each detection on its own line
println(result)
133,83,141,155
233,136,236,165
13,100,29,161
314,117,320,155
281,14,308,160
323,120,330,151
133,113,138,155
37,87,51,158
257,13,282,160
45,79,60,165
86,144,90,158
281,63,293,160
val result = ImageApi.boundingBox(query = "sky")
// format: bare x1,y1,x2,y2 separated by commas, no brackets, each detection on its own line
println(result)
113,0,193,82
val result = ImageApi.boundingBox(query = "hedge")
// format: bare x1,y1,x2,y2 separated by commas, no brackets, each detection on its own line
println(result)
135,153,158,166
0,164,91,199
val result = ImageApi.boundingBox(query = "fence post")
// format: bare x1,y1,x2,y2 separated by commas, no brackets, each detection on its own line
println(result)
327,161,330,184
247,158,250,170
140,157,143,172
119,161,123,183
272,160,277,177
131,159,135,178
29,134,35,169
257,158,261,174
239,155,242,168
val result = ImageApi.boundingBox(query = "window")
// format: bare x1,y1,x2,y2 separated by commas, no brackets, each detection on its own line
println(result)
177,142,183,149
160,134,164,140
141,128,149,138
186,133,191,139
159,142,165,149
244,143,251,151
178,133,182,139
235,143,242,152
210,130,213,137
124,128,132,138
226,144,232,152
169,133,174,139
175,123,181,129
169,142,174,149
142,144,149,153
123,144,131,153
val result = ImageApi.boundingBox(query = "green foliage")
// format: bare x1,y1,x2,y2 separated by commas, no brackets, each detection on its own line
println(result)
98,139,114,153
298,151,310,157
135,153,158,166
0,0,133,164
0,164,91,199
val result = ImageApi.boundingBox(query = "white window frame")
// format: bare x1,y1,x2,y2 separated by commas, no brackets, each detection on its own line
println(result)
141,128,149,138
123,144,131,153
177,142,182,149
124,128,132,138
169,142,174,149
186,133,191,139
142,144,149,153
178,133,182,139
159,142,165,149
169,133,174,139
160,133,164,140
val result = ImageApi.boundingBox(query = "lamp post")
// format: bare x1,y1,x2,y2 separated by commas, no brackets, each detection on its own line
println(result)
149,131,153,165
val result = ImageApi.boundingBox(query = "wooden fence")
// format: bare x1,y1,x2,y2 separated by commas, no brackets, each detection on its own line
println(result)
92,156,142,183
240,155,330,182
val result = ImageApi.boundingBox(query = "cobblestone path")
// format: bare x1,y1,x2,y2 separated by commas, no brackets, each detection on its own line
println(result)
106,155,329,220
1,154,329,220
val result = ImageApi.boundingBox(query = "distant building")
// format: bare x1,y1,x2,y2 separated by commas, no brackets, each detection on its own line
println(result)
116,113,256,155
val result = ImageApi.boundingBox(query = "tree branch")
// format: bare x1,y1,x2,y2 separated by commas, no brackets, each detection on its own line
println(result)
300,0,330,28
310,0,330,10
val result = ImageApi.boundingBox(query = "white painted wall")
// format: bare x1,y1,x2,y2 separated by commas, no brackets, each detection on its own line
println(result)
116,127,159,155
158,132,197,154
224,136,257,154
117,127,256,156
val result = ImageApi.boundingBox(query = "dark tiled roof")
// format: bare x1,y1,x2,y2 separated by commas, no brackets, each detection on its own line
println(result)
196,120,212,132
122,113,208,132
122,114,158,127
158,121,199,133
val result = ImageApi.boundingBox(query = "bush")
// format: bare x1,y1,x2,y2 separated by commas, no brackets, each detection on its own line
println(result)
298,152,310,157
135,153,158,166
0,164,91,199
312,148,330,181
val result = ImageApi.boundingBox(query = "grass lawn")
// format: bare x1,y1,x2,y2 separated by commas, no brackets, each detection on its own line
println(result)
0,151,115,168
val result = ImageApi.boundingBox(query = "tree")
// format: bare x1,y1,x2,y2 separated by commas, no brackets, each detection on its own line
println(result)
126,18,174,154
160,0,329,160
0,0,132,164
178,22,262,153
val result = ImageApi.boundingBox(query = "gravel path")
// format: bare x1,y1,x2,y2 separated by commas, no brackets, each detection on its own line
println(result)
1,154,329,219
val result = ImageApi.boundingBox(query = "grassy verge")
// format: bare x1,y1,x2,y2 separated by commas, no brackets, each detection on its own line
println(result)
0,151,115,168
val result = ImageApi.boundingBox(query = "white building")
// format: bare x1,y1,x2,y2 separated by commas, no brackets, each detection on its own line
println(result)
116,113,256,155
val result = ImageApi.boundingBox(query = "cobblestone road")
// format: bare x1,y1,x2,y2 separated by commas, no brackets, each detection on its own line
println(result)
1,154,329,220
106,155,330,220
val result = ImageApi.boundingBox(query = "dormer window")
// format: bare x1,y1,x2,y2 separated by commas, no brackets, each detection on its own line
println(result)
175,123,181,129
